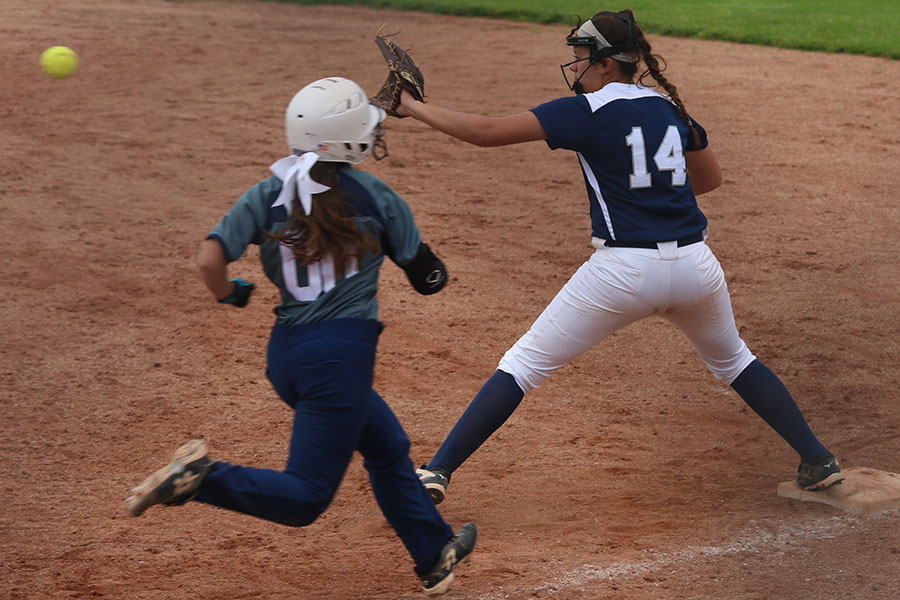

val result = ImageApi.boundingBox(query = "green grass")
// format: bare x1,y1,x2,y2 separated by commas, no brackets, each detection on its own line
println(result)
279,0,900,59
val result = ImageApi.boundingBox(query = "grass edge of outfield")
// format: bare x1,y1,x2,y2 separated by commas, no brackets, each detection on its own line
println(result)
277,0,900,60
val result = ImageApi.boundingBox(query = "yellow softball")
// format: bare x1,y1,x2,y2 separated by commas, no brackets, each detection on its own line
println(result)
40,46,79,79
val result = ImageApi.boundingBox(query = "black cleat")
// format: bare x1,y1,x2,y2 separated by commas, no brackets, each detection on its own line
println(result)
126,439,213,516
796,451,845,491
420,522,478,596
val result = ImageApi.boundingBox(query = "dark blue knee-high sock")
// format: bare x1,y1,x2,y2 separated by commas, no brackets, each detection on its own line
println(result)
730,359,829,463
428,370,525,475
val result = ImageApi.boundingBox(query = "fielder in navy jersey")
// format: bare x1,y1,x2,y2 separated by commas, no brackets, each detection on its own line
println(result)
125,77,476,597
400,10,845,504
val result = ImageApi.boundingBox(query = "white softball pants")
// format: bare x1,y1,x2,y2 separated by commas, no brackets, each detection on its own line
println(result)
498,238,756,393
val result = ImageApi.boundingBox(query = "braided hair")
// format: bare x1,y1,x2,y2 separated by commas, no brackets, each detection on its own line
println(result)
590,10,700,147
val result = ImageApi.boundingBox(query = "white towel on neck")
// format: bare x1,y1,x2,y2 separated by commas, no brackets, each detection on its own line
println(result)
269,153,331,217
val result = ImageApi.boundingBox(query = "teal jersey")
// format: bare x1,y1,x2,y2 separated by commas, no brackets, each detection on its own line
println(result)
209,165,422,324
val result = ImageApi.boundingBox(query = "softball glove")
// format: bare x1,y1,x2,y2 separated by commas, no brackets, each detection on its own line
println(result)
372,28,425,118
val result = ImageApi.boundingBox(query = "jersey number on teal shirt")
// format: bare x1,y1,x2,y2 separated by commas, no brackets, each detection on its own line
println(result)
279,245,359,302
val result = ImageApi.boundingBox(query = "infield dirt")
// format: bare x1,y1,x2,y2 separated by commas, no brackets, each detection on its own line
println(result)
3,1,899,598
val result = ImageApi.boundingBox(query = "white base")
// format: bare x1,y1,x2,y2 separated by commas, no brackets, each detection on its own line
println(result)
778,467,900,514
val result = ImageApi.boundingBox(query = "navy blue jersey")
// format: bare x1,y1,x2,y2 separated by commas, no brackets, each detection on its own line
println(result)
531,83,709,243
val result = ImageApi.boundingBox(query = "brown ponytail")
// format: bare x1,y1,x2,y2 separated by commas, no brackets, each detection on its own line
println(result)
591,9,700,147
266,162,380,274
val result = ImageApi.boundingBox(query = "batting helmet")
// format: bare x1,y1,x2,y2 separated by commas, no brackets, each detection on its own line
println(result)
285,77,387,164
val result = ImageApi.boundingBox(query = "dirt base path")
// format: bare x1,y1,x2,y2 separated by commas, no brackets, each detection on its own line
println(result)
3,1,899,598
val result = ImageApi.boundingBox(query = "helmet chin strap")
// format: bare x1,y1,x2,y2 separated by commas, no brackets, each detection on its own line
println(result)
371,122,389,161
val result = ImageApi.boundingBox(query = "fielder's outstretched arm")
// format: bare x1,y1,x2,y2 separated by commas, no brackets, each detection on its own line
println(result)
399,90,546,147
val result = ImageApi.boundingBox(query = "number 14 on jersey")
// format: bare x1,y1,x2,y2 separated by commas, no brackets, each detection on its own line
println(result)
625,125,687,189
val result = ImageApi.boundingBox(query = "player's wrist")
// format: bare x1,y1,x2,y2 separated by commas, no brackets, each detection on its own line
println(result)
398,92,418,118
215,281,235,302
217,278,255,307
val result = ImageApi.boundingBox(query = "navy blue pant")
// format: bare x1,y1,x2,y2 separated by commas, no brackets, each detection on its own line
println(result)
195,318,453,570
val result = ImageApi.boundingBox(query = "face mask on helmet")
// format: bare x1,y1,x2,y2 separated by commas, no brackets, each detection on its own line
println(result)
559,12,638,94
285,77,388,164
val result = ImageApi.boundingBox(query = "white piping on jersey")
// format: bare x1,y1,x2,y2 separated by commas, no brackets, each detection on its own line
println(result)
583,83,669,113
577,151,616,240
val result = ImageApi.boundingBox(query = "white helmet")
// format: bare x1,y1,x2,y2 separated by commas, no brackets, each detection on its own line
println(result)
285,77,387,164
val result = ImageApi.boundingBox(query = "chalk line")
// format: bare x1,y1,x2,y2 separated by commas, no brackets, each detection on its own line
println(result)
473,512,888,599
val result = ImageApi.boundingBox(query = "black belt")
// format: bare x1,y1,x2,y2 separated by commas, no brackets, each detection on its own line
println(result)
603,232,704,249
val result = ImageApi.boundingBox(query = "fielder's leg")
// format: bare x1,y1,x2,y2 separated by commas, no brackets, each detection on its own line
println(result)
427,251,652,495
663,244,843,490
